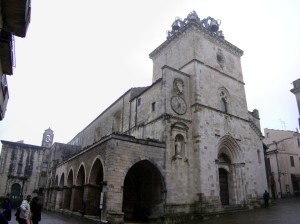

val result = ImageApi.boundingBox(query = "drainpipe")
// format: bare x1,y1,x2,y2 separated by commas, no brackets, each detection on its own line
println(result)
274,141,282,198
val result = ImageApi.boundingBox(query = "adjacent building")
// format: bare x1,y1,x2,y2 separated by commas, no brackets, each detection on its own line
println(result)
0,11,268,223
263,128,300,198
0,140,46,207
0,128,81,207
0,0,31,120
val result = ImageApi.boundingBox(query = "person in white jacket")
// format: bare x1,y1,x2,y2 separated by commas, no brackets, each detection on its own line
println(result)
18,195,32,224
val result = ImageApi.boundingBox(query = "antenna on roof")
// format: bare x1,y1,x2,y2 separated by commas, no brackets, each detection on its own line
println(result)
279,119,286,130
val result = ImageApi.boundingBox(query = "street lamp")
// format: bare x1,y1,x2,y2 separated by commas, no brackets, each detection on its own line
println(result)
273,141,282,198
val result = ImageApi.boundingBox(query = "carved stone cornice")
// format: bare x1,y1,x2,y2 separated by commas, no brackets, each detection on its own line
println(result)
249,120,263,139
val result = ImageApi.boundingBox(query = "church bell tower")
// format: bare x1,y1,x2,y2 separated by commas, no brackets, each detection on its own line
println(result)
41,128,54,148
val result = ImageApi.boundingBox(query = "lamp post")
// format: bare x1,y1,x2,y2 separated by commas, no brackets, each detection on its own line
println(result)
274,141,282,198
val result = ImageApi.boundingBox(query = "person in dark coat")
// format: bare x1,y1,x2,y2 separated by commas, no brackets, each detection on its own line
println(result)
30,197,42,224
0,212,8,224
263,190,270,208
2,198,11,221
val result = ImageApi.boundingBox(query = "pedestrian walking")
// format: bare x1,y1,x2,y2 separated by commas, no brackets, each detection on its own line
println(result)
2,198,11,221
263,190,270,208
18,195,32,224
31,197,42,224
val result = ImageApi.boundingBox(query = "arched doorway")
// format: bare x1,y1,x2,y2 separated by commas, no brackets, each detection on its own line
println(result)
122,160,165,222
11,183,21,207
217,134,244,206
219,168,229,205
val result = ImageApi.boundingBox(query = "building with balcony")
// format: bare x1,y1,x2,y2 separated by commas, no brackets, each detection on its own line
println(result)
0,0,31,120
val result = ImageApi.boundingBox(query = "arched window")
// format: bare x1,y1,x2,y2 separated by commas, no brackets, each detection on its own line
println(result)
218,87,230,113
220,98,227,113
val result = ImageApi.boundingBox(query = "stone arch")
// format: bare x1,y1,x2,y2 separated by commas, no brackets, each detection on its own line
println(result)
63,168,74,209
74,164,86,213
122,159,165,222
59,173,65,188
76,164,86,186
217,133,242,163
67,168,74,187
85,157,104,215
54,175,59,186
88,156,104,185
216,134,244,206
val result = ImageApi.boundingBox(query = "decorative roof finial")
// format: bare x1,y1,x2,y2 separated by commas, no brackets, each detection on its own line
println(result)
166,11,224,39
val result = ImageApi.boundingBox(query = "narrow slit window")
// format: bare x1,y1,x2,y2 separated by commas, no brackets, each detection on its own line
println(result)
137,98,141,107
290,156,295,167
152,102,156,111
257,149,261,164
220,98,227,113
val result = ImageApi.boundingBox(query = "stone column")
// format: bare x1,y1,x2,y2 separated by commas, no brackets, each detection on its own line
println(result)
50,188,57,210
192,105,203,198
104,185,124,224
43,188,50,210
55,188,63,210
233,163,246,205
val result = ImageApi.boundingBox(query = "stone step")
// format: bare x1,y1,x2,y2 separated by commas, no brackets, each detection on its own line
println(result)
222,205,246,211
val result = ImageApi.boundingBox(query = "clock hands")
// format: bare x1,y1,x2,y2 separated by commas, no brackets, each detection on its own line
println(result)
171,96,187,115
175,97,181,108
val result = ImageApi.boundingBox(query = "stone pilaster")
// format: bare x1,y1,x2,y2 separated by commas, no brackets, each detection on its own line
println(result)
55,188,63,210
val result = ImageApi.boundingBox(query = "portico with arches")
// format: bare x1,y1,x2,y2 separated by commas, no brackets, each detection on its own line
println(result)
0,11,268,224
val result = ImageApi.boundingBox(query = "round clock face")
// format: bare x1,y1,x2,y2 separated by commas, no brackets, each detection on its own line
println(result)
171,96,187,115
45,134,51,142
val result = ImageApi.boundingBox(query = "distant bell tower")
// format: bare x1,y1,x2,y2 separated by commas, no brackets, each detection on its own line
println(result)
41,128,54,148
290,78,300,129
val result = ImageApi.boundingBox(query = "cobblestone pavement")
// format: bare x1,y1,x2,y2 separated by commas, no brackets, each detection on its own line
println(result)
8,210,99,224
198,197,300,224
5,197,300,224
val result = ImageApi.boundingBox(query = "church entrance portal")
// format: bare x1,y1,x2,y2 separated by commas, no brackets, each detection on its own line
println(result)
219,168,229,205
122,160,164,222
10,183,21,207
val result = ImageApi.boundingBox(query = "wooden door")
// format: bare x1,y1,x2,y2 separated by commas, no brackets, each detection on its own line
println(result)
219,168,229,205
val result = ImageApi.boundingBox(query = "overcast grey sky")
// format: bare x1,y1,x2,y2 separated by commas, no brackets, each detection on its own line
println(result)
1,0,299,148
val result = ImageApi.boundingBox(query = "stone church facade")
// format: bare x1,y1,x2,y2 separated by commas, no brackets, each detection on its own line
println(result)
0,11,267,223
